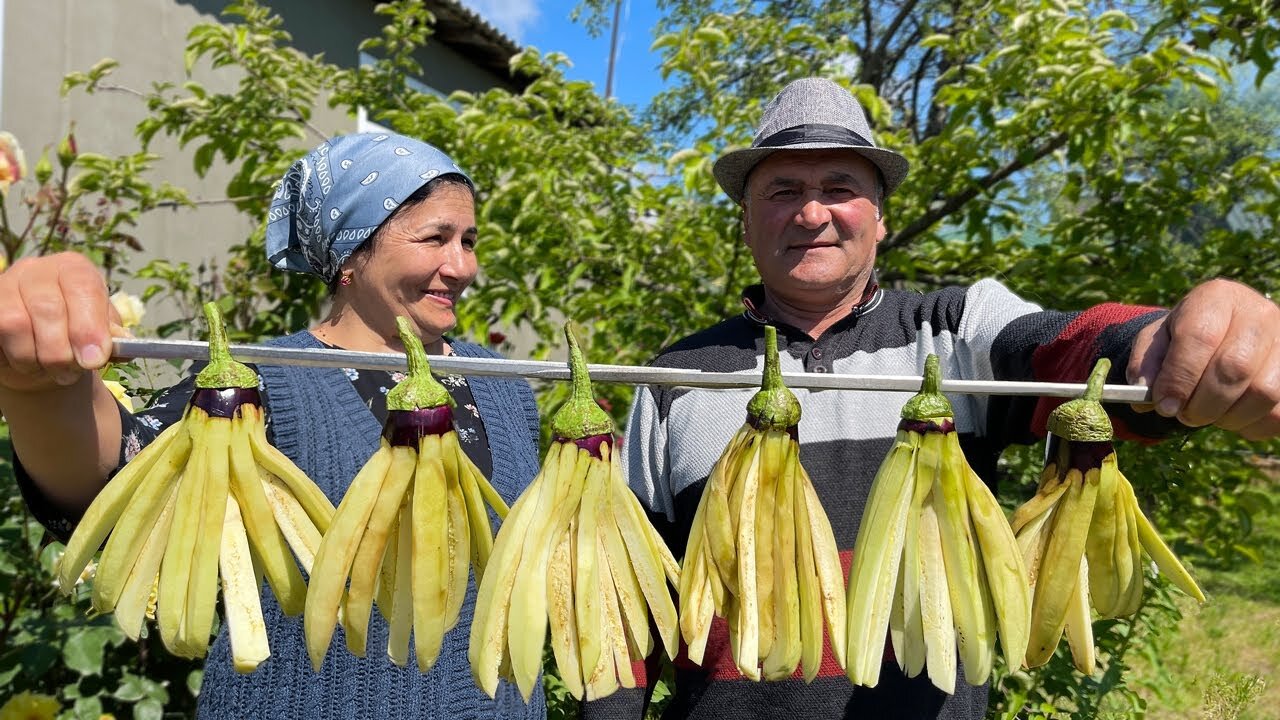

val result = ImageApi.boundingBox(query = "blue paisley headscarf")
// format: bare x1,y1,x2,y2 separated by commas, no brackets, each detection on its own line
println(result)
265,132,473,283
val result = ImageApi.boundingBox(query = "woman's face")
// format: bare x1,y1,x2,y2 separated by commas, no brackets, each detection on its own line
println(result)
347,183,478,343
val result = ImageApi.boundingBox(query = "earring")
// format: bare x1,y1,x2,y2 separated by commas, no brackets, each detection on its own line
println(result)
339,272,353,287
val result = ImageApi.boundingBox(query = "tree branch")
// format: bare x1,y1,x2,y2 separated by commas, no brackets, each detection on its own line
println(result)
881,131,1068,251
893,65,1178,247
155,195,269,209
296,111,327,142
909,45,936,143
924,54,956,140
722,215,746,312
36,166,73,257
862,0,875,73
15,194,41,249
0,576,27,651
0,190,15,259
882,23,925,85
224,41,327,143
94,83,148,99
874,0,924,62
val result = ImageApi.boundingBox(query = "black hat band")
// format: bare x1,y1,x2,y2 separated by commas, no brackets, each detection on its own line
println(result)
756,123,874,149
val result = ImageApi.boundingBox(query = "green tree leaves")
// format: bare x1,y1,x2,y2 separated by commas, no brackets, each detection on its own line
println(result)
8,0,1275,715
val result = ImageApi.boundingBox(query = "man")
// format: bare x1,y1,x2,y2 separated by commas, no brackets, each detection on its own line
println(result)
590,77,1280,719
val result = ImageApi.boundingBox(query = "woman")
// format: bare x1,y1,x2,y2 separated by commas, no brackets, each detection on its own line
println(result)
0,133,546,718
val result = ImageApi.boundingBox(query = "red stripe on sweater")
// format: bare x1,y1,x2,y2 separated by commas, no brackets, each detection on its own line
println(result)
1030,303,1161,441
630,657,649,687
671,549,889,681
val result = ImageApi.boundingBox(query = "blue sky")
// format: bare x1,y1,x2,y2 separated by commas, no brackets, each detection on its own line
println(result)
459,0,666,110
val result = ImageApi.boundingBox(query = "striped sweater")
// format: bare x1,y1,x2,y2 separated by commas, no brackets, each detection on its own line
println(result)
589,278,1175,720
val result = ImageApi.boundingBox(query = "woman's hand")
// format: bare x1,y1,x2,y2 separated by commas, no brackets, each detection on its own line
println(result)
0,252,115,393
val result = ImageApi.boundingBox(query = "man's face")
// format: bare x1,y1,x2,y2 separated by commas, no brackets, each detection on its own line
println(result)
742,149,885,310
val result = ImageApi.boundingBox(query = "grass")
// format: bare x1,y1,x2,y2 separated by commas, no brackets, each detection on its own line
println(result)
1127,478,1280,720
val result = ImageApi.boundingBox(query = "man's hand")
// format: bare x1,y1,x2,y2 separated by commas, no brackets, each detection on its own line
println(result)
1128,278,1280,440
0,252,114,394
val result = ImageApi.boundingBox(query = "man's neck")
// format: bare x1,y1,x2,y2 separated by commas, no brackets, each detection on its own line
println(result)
756,282,877,340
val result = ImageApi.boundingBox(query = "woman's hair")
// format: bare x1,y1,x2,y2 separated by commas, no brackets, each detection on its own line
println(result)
326,173,475,295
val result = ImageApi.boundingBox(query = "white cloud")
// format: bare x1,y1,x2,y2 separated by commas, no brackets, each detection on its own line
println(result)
458,0,540,43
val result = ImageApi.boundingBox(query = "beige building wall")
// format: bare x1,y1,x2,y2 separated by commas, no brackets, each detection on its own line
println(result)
1,0,336,326
0,0,519,336
1,2,310,393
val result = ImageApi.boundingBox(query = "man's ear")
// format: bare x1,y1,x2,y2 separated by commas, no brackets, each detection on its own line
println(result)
740,200,751,246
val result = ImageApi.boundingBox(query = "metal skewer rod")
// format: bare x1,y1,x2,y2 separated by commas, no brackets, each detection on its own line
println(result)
111,337,1154,403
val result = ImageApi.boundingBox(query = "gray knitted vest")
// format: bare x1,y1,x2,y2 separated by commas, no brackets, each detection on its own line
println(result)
197,331,546,719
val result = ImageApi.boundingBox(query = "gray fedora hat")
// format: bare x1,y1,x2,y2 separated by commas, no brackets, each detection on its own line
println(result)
713,77,910,203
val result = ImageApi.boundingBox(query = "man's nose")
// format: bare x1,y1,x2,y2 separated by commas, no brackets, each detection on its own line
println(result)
794,198,831,229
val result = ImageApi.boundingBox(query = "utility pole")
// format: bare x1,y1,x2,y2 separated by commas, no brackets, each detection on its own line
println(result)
604,0,624,99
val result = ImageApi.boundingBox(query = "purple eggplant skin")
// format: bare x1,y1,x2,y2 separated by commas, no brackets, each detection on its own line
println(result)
383,406,456,447
898,418,957,435
556,433,614,460
1045,434,1113,473
191,387,263,419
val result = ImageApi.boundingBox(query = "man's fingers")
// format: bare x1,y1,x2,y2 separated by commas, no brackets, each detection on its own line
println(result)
1127,316,1167,414
0,294,38,376
1128,315,1168,387
1176,318,1272,427
1204,341,1280,432
1237,403,1280,442
1149,297,1231,419
18,269,79,385
106,301,133,339
59,259,112,370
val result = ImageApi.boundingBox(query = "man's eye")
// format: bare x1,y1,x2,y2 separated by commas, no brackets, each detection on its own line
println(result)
462,238,478,249
771,189,798,199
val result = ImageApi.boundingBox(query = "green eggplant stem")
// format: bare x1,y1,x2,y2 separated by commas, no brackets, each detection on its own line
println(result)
1047,358,1114,442
194,302,258,390
385,316,453,411
1083,358,1108,401
901,354,954,421
746,326,801,430
550,322,614,440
